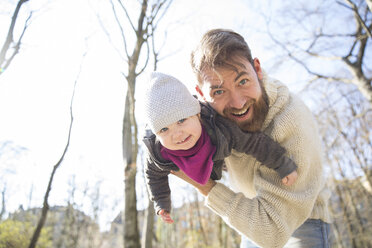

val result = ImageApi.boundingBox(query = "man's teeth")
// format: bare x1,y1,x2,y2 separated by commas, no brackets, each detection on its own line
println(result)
232,106,249,116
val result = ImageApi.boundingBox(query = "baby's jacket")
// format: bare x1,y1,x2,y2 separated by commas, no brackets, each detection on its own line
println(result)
143,102,297,214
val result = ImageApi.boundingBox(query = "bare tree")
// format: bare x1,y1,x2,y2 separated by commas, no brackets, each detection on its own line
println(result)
140,19,171,248
265,0,371,104
316,90,372,247
0,0,32,76
193,190,209,247
27,51,85,248
262,1,371,246
52,178,103,248
0,141,28,220
98,1,173,247
0,185,6,219
266,0,372,247
139,145,155,248
250,2,372,246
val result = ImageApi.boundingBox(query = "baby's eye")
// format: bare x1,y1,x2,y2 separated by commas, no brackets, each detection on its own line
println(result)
159,127,168,133
177,118,187,124
239,79,247,85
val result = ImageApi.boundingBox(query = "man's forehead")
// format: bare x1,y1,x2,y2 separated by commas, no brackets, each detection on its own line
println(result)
202,72,225,85
202,67,247,87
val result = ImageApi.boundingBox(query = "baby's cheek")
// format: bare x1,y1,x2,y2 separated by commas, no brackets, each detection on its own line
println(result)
158,138,173,150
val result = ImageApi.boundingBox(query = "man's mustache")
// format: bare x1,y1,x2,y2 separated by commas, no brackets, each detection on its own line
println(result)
223,99,255,115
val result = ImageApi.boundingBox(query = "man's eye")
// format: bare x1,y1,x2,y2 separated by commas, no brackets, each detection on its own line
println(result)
178,118,187,124
159,127,168,133
239,79,247,85
213,90,224,96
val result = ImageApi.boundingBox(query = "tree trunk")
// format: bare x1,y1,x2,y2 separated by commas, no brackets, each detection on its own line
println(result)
194,191,208,246
0,186,5,219
29,120,73,248
123,92,140,248
141,201,155,248
111,1,172,247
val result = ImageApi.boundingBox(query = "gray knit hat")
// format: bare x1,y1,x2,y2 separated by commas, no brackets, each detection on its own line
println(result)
144,72,201,134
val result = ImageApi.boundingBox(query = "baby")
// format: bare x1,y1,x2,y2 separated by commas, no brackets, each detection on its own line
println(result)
143,72,298,223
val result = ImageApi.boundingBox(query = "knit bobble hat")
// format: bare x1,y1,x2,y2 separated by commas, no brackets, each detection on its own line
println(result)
144,72,201,134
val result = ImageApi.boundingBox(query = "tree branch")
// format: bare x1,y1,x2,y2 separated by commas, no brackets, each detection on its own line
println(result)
267,28,353,84
135,39,150,76
116,0,136,33
95,8,127,63
1,11,32,75
110,0,130,60
150,0,173,29
135,0,148,39
341,0,372,37
0,0,30,74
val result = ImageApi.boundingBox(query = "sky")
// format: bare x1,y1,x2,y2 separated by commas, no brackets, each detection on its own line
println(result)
0,0,304,230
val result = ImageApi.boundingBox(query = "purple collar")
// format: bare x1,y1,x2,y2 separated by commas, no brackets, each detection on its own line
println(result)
161,126,216,185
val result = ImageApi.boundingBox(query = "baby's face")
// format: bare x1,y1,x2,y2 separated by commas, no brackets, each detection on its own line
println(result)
156,115,202,151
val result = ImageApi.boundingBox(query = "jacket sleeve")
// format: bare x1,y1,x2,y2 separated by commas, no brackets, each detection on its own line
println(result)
216,116,297,178
144,156,172,214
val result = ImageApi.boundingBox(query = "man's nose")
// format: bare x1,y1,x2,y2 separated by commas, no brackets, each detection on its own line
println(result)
229,90,246,109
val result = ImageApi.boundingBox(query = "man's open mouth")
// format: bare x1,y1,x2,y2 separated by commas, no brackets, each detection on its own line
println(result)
231,105,250,117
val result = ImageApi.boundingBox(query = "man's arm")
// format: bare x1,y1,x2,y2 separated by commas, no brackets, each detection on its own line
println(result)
171,170,216,196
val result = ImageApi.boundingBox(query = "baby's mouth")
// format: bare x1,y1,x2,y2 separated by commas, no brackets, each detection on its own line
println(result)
177,135,191,144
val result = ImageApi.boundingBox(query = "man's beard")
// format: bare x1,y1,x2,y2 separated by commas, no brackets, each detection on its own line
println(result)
223,83,269,132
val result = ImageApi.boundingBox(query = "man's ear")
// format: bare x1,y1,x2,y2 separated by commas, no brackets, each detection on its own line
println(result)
253,58,263,81
195,85,206,101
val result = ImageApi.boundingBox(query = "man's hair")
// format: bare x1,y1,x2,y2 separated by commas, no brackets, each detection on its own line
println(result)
191,29,254,85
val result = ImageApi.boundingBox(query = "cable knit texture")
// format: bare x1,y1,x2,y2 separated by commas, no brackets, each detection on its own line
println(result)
205,77,331,248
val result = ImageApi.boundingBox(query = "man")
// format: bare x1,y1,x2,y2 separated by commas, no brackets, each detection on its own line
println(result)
171,29,332,248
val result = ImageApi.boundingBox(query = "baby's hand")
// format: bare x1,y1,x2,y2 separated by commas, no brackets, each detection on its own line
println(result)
282,170,298,186
158,209,174,224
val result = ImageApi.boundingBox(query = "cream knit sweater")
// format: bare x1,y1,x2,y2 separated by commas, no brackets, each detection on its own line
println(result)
205,78,331,248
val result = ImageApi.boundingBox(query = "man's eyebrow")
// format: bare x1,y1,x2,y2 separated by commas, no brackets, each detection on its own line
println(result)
234,72,248,82
209,78,225,89
210,84,223,90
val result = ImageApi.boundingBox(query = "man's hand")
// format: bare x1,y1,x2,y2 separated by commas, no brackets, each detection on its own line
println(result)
170,170,217,196
158,209,174,224
281,170,298,186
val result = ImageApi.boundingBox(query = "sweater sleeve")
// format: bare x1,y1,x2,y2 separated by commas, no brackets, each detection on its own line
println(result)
205,97,325,248
216,116,297,178
144,157,172,214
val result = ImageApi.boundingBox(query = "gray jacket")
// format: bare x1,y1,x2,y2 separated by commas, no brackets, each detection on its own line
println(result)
143,102,297,213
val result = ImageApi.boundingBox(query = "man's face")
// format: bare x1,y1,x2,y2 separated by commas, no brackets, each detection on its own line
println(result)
197,57,269,132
